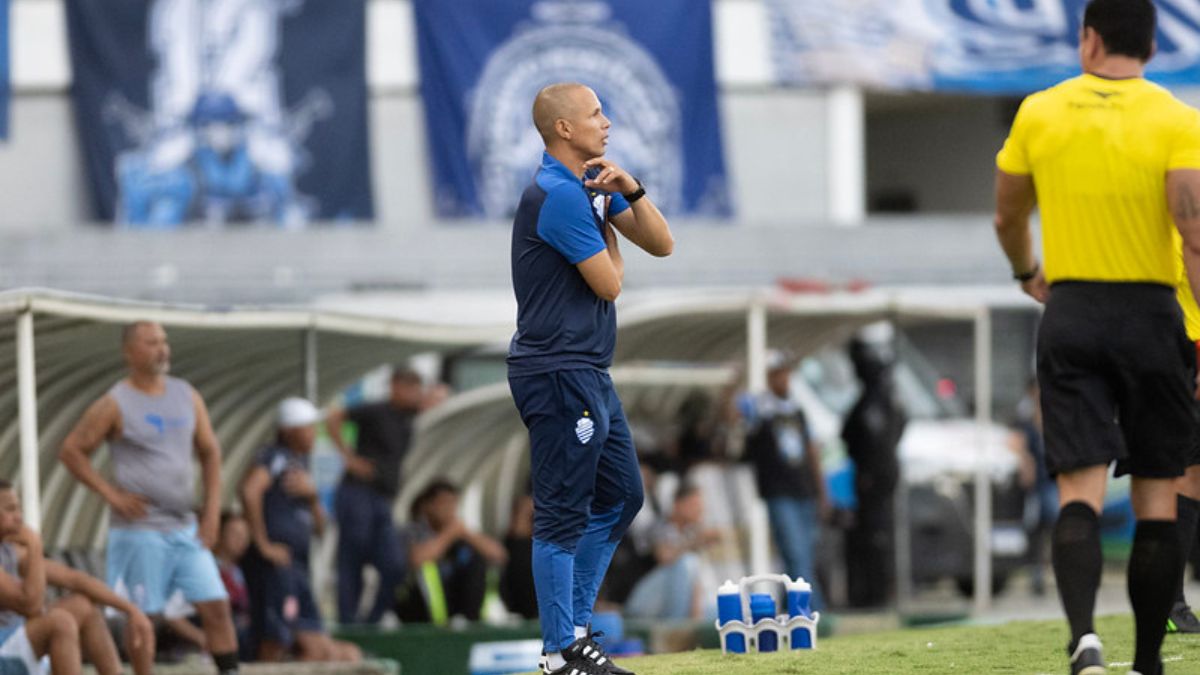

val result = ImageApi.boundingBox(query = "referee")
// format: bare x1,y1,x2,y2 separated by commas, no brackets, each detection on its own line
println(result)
508,82,673,675
1167,252,1200,636
994,2,1200,674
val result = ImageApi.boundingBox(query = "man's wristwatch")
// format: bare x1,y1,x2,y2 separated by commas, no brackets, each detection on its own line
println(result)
623,178,646,204
1013,261,1039,282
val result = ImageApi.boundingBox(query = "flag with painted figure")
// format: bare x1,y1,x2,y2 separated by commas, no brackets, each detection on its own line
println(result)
767,0,1200,93
65,0,374,228
413,0,732,219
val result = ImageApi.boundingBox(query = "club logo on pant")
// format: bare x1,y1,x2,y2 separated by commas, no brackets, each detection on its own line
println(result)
575,416,595,444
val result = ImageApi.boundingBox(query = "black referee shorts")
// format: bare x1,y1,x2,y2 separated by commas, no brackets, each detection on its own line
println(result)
1037,282,1198,478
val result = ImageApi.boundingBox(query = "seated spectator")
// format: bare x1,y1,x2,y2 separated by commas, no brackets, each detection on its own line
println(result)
241,398,362,663
0,480,155,675
213,513,253,660
157,590,207,661
500,495,537,620
396,480,507,624
155,514,256,661
673,391,721,471
624,483,721,620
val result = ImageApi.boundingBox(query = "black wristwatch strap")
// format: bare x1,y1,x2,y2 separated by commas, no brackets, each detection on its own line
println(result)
1013,261,1039,282
623,178,646,204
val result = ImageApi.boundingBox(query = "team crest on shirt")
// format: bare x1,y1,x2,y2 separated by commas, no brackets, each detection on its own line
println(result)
575,413,595,444
591,192,608,223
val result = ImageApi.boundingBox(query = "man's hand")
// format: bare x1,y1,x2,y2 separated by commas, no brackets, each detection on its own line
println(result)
260,541,292,568
698,528,723,548
583,157,639,195
197,511,219,550
343,455,376,482
447,518,470,541
8,525,42,552
282,470,318,502
1020,268,1050,304
105,488,150,522
127,608,154,652
818,495,833,524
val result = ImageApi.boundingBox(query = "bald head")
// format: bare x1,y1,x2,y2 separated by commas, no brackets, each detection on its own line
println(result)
122,321,161,347
532,82,591,144
122,321,171,376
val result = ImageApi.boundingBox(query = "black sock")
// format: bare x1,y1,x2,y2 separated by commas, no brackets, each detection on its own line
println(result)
1129,520,1181,675
1053,501,1101,650
1176,495,1200,608
213,651,239,675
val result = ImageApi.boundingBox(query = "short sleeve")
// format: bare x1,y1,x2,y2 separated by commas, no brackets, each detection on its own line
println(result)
996,97,1033,175
346,404,369,426
1169,109,1200,171
537,187,607,264
609,192,630,218
736,392,759,426
258,447,287,478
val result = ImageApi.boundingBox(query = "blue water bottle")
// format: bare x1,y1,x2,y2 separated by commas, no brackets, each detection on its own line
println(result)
749,593,778,652
786,578,813,648
716,580,746,653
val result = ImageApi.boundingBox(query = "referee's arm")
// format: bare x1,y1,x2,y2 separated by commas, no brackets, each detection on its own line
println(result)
993,169,1047,302
1170,169,1200,305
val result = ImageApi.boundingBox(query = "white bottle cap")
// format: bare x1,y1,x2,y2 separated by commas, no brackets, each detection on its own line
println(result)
786,577,811,591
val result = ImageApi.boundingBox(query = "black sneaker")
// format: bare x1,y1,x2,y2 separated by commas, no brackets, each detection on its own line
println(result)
573,627,635,675
543,657,608,675
1069,633,1105,675
1167,602,1200,634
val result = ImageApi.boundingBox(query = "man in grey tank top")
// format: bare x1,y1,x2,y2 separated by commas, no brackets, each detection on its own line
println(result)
60,322,240,675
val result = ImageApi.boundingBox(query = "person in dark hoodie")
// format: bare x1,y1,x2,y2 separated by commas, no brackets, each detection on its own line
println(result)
841,336,907,608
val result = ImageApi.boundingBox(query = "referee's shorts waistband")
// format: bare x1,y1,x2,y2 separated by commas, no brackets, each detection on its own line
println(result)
1048,280,1178,313
1049,280,1174,293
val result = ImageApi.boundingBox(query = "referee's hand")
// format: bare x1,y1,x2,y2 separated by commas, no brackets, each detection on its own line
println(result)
1020,268,1050,304
583,157,639,195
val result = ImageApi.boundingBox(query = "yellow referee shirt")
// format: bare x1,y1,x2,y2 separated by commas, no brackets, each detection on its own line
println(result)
997,73,1200,285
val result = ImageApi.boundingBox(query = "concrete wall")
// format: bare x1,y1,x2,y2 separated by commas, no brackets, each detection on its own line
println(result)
4,0,1199,230
867,95,1016,214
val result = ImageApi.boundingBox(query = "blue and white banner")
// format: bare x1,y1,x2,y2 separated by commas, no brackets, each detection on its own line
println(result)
768,0,1200,93
0,0,9,140
66,0,373,228
414,0,732,219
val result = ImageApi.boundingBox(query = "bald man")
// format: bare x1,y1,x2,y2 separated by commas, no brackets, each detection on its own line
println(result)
59,322,240,675
507,83,673,675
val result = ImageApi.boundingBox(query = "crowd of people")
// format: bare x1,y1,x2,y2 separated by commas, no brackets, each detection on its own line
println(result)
0,316,919,674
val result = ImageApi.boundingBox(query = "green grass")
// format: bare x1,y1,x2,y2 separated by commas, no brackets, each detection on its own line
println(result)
525,615,1200,674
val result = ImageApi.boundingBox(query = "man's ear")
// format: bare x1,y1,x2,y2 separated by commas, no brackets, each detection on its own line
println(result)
555,118,572,141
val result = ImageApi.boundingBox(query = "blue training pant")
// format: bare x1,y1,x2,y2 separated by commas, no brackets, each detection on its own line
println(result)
509,368,644,652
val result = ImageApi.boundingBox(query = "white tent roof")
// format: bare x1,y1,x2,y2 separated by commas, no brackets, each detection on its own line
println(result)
0,286,1034,555
0,289,511,550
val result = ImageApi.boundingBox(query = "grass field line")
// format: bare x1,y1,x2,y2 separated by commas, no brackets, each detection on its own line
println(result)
522,614,1200,674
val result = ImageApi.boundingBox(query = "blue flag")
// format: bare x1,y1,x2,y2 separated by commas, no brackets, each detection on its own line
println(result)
768,0,1200,94
65,0,374,228
414,0,732,219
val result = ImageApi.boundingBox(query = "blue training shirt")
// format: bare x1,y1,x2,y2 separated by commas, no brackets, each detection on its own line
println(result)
508,152,630,377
